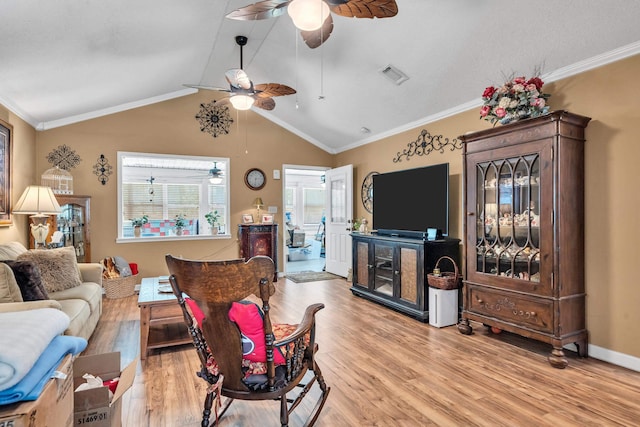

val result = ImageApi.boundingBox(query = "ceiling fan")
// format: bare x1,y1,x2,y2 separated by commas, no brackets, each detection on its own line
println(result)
204,162,224,184
184,35,296,111
226,0,399,49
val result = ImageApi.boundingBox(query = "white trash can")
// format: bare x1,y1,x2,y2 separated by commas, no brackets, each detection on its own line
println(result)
428,287,459,328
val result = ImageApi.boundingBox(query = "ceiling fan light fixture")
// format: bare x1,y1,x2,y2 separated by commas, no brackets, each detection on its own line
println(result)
288,0,330,31
229,94,255,110
209,176,223,184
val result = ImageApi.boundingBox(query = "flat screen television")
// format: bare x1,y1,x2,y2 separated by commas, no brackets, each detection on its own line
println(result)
373,163,449,239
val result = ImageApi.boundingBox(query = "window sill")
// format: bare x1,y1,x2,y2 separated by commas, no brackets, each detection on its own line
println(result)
116,234,231,244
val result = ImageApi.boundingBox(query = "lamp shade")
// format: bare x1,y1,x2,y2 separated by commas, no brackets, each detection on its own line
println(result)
13,186,62,215
253,197,264,208
229,94,255,110
288,0,330,31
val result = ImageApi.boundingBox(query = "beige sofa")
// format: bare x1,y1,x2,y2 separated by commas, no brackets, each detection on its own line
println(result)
0,242,102,341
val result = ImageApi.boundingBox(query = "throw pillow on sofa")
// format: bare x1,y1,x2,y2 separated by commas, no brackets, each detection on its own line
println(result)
0,260,49,301
0,263,23,303
17,247,82,293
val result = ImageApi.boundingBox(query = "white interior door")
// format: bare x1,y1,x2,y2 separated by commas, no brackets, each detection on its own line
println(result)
324,164,353,277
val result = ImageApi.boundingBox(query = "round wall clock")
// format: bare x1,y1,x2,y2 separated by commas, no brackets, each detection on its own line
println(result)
361,171,378,213
244,168,266,190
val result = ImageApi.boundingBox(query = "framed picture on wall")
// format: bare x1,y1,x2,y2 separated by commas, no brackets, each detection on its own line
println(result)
0,119,12,226
242,214,254,224
261,214,274,224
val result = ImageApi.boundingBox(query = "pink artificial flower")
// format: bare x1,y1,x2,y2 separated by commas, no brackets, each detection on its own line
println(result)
513,76,526,84
494,107,507,118
482,86,496,98
531,98,546,108
479,105,491,117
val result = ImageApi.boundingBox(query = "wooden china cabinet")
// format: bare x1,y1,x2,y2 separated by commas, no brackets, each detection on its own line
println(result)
29,195,91,263
457,111,590,368
238,223,278,281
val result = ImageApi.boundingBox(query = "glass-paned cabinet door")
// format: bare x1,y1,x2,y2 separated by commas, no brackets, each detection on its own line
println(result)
54,196,91,263
373,243,394,296
57,203,86,262
475,154,541,282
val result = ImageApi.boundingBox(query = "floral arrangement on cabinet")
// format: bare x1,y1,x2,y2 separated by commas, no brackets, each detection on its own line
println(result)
479,75,550,125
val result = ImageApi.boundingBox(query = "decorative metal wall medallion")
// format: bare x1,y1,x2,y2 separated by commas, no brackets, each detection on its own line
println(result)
46,144,81,170
196,100,233,138
393,129,463,163
93,154,113,185
361,171,378,213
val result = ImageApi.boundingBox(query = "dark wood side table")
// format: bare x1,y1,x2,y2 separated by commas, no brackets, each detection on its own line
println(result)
238,223,278,281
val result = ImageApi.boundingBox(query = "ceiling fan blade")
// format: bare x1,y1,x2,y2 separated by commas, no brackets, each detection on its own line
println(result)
301,14,334,49
183,84,231,92
254,83,296,98
329,0,398,18
226,0,291,20
225,69,252,90
253,97,276,110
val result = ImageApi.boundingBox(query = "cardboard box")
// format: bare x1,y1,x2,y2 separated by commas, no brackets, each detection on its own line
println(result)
291,230,306,247
73,352,136,427
0,354,74,427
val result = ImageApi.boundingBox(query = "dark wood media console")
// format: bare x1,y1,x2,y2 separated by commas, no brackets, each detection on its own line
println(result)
350,232,460,321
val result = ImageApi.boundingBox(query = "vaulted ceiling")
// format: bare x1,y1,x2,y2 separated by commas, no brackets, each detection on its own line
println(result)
2,1,640,153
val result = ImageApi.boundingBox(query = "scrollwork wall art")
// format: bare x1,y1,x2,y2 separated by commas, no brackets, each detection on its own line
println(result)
93,154,113,185
393,129,463,163
47,144,81,170
196,100,234,138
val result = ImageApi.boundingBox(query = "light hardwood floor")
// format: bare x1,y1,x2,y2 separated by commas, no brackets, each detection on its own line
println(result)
85,278,640,426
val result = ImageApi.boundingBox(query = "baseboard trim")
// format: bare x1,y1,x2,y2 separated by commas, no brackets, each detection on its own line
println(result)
564,343,639,372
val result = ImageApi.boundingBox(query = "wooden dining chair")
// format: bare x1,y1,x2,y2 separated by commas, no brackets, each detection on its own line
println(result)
165,254,330,426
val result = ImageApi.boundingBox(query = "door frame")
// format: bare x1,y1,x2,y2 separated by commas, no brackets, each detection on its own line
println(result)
282,164,330,274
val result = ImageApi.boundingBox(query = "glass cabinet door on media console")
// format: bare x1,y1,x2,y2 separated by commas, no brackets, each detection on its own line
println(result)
458,111,591,368
372,240,421,303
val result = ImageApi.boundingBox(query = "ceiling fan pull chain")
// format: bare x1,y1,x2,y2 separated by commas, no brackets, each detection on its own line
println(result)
319,26,325,100
244,110,249,154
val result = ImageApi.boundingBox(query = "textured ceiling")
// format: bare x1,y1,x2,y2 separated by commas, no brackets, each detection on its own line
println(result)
1,0,639,153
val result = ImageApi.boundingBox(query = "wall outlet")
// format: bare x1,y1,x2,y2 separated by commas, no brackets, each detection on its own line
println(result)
268,206,278,213
273,169,281,180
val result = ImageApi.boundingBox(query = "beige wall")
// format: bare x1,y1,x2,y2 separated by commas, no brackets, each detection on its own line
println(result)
1,54,639,360
31,92,333,278
335,54,640,359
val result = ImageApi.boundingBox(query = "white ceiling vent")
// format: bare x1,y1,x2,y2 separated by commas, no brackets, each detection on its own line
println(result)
379,64,409,85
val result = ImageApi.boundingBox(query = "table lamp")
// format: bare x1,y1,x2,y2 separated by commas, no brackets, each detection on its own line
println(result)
12,185,62,248
253,197,264,223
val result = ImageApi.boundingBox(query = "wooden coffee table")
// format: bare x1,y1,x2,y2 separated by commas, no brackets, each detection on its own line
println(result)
138,276,191,360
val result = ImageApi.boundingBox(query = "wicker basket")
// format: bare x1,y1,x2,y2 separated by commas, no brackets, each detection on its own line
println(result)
427,256,460,290
103,274,138,299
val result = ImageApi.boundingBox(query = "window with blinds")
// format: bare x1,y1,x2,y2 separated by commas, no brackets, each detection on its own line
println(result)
118,152,229,239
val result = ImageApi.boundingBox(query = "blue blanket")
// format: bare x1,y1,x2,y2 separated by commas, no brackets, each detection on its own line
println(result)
0,335,87,405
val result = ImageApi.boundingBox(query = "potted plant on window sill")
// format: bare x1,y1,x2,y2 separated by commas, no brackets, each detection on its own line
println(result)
131,215,149,237
174,214,187,236
205,210,221,235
